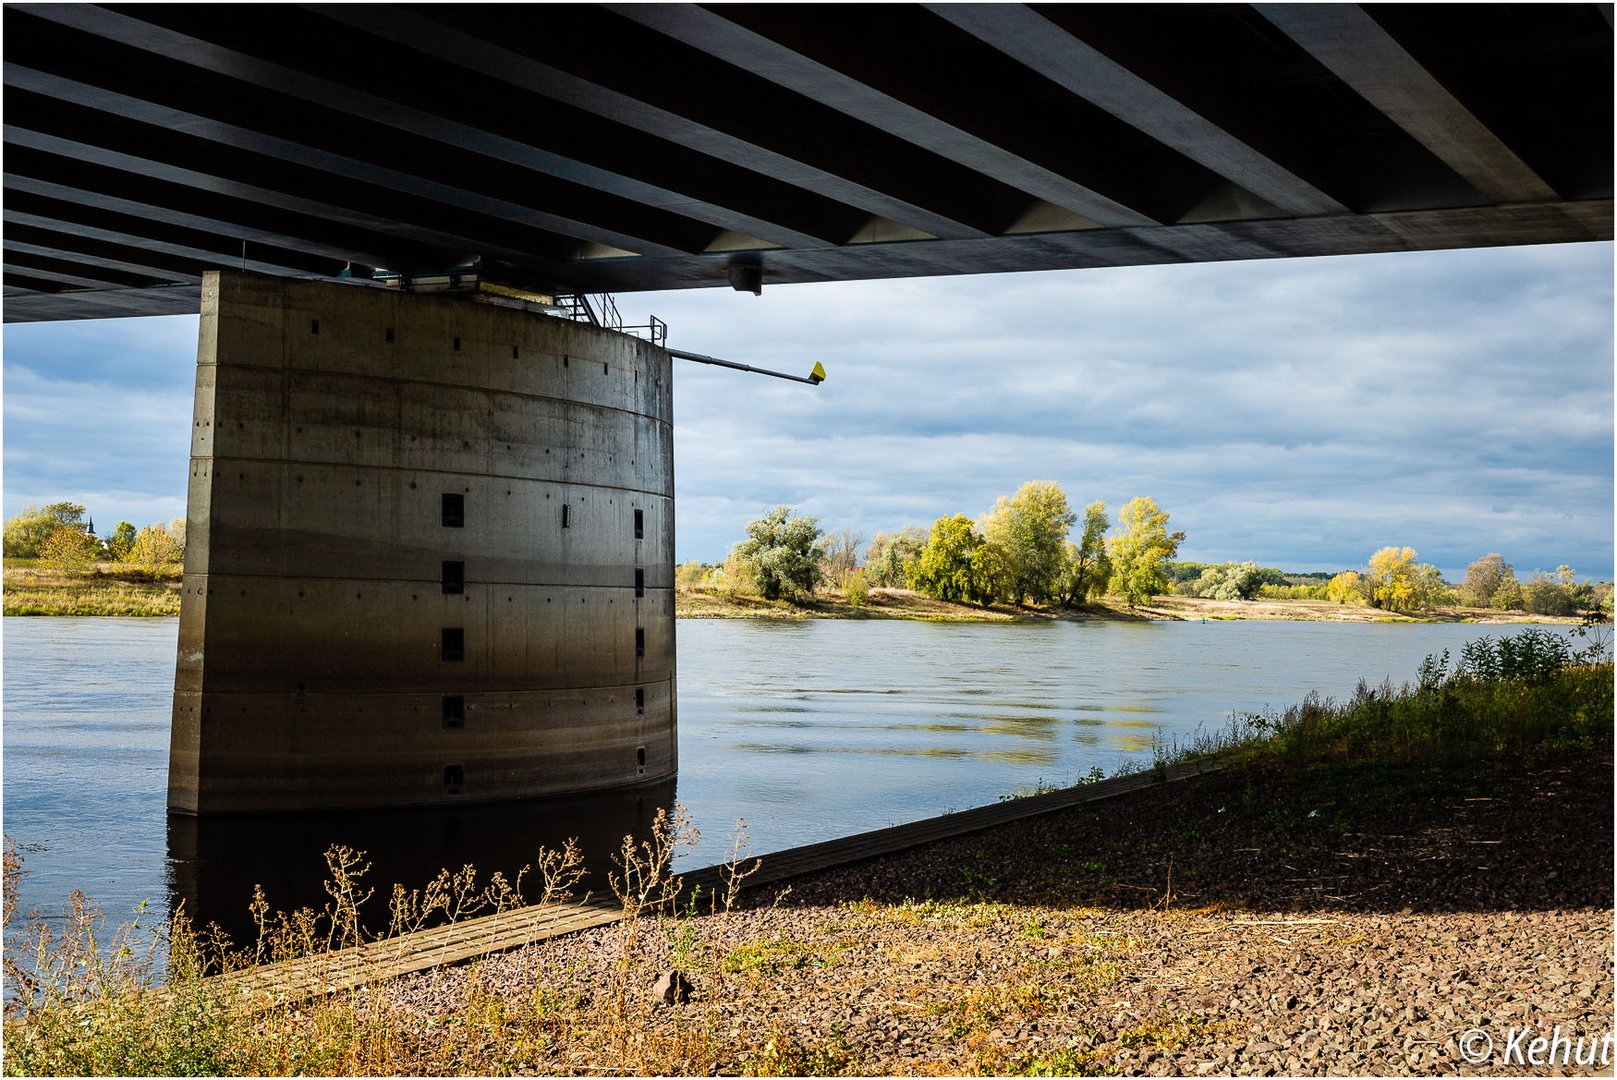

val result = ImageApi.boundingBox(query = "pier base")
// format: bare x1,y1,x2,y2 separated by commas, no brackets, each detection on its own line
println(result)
169,271,676,814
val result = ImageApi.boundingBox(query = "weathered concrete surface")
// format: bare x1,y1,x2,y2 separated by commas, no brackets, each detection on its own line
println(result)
170,271,675,813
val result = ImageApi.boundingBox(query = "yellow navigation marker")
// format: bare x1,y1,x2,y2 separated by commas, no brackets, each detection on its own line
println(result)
808,361,827,384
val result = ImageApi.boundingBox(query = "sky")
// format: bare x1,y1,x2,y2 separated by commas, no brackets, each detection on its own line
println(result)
3,242,1612,581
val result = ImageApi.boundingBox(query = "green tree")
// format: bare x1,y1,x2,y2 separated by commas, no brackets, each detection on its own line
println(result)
38,525,98,574
1492,576,1525,611
730,505,825,603
1059,501,1111,606
842,567,870,606
1411,563,1455,610
3,502,88,559
865,527,926,588
129,523,183,578
979,481,1076,606
1460,553,1513,608
1190,562,1269,601
909,514,998,605
1106,497,1184,606
106,521,139,562
1522,573,1578,616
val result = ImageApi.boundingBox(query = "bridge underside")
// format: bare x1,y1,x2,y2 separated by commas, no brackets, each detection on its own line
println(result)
4,4,1611,323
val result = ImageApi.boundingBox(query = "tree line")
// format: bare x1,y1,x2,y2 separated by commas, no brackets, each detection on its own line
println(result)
685,481,1187,609
682,484,1611,617
3,502,185,577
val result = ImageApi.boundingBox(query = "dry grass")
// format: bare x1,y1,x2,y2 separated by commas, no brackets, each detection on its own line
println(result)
1147,594,1584,625
2,563,181,617
675,583,1027,621
1,811,772,1077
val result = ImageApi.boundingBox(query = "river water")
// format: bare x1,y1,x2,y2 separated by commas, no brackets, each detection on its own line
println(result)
3,615,1528,940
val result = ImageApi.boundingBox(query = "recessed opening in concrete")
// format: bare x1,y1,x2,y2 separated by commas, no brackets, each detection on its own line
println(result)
635,568,644,597
635,687,645,714
442,695,464,730
453,336,461,351
442,560,464,595
444,764,464,792
635,627,645,658
562,503,571,528
441,628,465,662
311,318,319,335
441,493,464,527
636,746,646,775
634,508,644,539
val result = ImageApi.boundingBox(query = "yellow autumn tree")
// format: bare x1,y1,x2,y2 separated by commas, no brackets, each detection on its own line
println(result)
129,523,183,578
1326,570,1364,605
38,525,97,574
1364,546,1419,612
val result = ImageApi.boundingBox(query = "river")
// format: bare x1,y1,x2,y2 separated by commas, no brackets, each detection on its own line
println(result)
2,615,1531,941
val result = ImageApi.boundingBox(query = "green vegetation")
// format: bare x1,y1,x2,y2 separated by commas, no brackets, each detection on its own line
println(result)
3,502,90,560
1104,497,1185,606
1058,501,1111,605
863,527,926,589
980,481,1075,605
909,514,999,605
726,505,826,602
1161,625,1611,771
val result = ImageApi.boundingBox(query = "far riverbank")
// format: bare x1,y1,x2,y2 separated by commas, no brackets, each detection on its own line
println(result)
1,562,1581,626
676,584,1582,626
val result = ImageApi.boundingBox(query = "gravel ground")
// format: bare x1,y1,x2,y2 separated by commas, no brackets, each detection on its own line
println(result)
382,752,1614,1075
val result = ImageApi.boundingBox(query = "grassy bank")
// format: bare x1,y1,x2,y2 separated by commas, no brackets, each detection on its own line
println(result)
2,563,181,617
3,628,1609,1075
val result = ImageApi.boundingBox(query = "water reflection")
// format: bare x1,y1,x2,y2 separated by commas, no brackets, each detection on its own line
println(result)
166,779,674,945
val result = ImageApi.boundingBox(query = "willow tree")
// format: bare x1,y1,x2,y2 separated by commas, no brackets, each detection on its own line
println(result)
1106,497,1184,606
1060,501,1111,606
731,505,825,603
980,480,1076,606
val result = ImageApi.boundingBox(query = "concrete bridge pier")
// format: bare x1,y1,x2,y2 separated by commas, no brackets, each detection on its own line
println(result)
169,271,676,814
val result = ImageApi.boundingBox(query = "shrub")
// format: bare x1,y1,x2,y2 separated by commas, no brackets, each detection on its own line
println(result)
842,567,870,606
38,525,98,574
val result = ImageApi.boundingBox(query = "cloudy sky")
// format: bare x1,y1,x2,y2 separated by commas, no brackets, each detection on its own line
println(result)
4,242,1612,581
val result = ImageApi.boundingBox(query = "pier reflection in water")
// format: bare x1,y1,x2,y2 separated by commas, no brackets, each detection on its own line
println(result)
166,780,674,945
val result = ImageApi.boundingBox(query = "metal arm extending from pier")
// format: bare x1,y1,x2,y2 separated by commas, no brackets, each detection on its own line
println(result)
668,347,826,386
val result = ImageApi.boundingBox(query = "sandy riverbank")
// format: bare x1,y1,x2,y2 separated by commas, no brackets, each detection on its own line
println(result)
675,585,1581,627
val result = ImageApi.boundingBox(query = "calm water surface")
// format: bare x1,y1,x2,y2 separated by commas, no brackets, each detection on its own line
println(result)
4,615,1525,936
